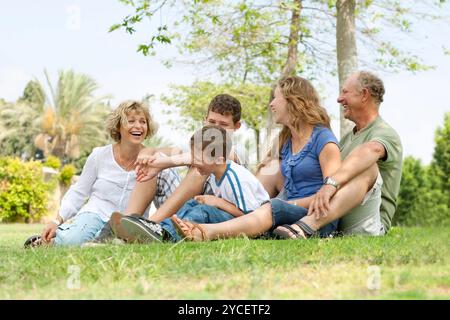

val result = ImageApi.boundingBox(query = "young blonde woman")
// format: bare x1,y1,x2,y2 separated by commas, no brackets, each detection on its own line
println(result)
24,100,180,247
172,76,342,241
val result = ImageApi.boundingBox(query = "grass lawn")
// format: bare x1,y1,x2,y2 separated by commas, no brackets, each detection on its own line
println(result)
0,223,449,299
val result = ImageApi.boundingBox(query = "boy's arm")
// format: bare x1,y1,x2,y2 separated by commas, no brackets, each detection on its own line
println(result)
195,195,244,218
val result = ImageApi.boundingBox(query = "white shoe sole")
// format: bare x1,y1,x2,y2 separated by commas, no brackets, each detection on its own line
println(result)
121,218,162,244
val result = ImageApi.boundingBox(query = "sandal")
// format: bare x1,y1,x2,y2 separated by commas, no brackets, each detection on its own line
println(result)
273,220,316,240
24,235,43,248
170,216,207,241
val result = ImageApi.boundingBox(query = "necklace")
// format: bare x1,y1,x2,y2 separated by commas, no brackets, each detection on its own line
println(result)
115,145,139,171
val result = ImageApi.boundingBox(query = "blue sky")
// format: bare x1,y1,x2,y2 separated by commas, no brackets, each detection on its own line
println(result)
1,0,449,164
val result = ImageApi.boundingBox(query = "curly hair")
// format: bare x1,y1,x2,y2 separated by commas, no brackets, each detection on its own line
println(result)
276,76,331,153
256,76,331,173
357,71,385,105
106,100,158,142
207,94,241,123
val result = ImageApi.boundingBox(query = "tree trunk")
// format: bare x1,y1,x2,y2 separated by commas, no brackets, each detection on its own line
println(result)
336,0,358,138
265,0,302,156
255,128,260,165
281,0,302,78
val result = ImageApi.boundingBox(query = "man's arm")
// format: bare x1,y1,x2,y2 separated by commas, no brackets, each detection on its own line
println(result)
331,141,385,187
308,141,385,218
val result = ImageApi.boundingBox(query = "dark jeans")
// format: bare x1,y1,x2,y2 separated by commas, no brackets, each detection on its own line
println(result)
270,198,338,237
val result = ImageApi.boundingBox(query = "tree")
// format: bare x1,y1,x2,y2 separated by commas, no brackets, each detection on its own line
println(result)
394,156,450,227
0,70,111,162
430,112,450,206
0,86,44,158
18,80,45,107
144,134,174,149
336,0,357,137
112,0,449,141
394,112,450,227
161,81,270,163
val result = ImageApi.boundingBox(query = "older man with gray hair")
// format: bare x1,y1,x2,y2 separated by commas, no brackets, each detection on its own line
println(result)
276,70,403,238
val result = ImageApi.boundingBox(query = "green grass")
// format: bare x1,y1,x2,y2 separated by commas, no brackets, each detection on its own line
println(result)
1,223,449,299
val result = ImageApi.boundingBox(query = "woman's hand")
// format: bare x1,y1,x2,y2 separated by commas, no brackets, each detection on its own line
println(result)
41,221,59,243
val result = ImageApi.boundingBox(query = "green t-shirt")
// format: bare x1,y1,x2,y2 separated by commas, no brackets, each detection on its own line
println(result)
339,116,403,231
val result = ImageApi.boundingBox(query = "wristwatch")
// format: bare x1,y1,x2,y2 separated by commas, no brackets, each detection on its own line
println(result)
323,176,340,189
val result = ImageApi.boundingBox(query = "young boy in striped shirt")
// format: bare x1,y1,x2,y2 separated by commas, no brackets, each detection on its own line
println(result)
164,125,270,241
118,125,269,243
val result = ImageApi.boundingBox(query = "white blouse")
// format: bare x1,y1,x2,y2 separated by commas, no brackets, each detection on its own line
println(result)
59,144,150,222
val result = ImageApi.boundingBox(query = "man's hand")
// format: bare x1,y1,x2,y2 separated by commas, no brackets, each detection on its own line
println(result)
307,184,338,220
194,195,220,207
41,222,59,243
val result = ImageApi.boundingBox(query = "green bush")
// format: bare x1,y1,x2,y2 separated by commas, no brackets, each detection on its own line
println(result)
0,157,55,222
394,114,450,227
394,156,450,227
59,164,76,186
44,155,61,169
72,151,89,175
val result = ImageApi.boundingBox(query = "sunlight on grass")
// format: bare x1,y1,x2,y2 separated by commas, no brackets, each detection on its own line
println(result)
0,223,448,299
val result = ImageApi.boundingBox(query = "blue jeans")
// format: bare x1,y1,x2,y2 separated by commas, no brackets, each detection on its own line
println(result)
270,198,338,237
161,199,235,242
54,212,106,246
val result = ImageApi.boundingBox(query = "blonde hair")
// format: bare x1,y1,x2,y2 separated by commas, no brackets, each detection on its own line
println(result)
256,76,331,172
106,100,157,142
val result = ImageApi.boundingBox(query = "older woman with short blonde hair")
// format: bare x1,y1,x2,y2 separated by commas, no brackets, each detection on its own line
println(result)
24,100,180,247
106,100,158,142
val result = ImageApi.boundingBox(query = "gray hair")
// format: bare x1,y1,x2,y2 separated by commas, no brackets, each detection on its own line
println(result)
357,71,385,105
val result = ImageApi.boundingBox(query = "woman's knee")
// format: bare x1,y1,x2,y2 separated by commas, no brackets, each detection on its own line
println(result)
54,213,104,246
55,230,86,246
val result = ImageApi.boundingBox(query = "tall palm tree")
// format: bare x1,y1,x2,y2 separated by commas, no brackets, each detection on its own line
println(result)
1,70,111,161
